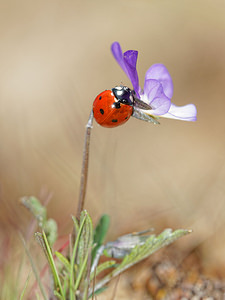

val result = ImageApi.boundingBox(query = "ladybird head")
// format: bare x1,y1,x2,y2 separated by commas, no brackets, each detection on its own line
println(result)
112,86,134,106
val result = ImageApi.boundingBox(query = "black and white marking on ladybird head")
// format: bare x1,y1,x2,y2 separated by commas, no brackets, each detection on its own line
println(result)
112,102,121,109
112,85,152,111
112,86,134,106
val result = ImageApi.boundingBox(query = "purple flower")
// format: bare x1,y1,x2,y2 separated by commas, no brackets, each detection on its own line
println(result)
111,42,197,121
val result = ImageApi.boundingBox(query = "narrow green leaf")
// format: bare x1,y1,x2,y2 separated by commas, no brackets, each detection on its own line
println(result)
62,277,69,297
35,232,65,300
35,292,41,300
74,211,93,296
93,215,110,246
70,213,87,300
90,260,116,280
92,215,110,262
77,211,93,267
35,232,57,283
119,229,191,270
55,251,70,272
74,253,89,290
19,274,30,300
88,286,107,298
42,231,65,300
103,228,154,259
54,290,64,299
44,218,58,246
73,215,79,236
91,228,191,296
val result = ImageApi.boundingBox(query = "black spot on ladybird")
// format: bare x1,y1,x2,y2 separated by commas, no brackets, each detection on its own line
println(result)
99,96,102,100
112,119,118,123
125,116,128,119
100,108,104,115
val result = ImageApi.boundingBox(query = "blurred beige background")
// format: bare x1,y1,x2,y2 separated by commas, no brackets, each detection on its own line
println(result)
0,0,225,270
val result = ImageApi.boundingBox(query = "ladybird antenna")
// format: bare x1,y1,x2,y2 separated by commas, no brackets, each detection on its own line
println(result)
76,109,94,222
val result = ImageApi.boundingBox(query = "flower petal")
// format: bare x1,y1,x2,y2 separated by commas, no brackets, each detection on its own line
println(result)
124,50,139,96
162,103,197,121
111,42,129,78
143,79,161,102
142,79,171,115
145,64,173,99
111,42,140,96
150,97,171,115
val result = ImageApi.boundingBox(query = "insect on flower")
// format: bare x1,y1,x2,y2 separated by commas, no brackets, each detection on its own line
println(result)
93,42,197,128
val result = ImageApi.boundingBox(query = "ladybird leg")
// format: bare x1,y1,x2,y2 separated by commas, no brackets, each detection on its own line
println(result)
132,107,160,124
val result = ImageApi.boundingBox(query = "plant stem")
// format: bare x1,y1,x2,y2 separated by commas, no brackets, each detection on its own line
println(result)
76,110,94,222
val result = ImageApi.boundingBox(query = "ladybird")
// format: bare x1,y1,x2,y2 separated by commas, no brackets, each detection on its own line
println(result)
93,85,158,128
93,86,134,128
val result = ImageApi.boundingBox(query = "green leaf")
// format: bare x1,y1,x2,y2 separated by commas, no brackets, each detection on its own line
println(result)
54,290,64,299
119,228,191,270
90,260,116,280
19,274,30,300
20,196,58,246
70,211,93,299
103,229,153,259
44,218,58,246
35,292,41,300
88,286,107,298
55,251,70,272
73,215,79,236
69,215,86,300
75,211,93,292
91,228,191,296
92,215,110,262
76,211,93,268
35,232,65,300
93,215,110,246
20,196,47,228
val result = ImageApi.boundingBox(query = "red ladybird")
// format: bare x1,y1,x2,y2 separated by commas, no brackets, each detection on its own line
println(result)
93,85,156,128
93,86,133,128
